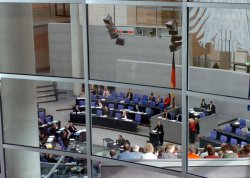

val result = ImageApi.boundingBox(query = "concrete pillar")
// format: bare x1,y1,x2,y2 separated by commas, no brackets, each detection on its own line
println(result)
70,4,83,96
0,4,40,178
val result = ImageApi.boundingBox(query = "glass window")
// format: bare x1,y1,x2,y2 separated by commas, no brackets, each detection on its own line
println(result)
4,149,87,177
0,78,86,154
188,6,250,99
188,95,250,177
89,84,182,170
88,4,182,89
0,3,83,78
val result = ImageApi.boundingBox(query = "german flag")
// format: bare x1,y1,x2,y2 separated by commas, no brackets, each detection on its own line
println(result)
170,54,176,89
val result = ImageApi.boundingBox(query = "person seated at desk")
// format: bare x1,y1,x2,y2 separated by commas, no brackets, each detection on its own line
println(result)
117,143,133,160
126,88,133,101
145,105,152,116
155,93,162,106
154,121,164,146
188,146,200,159
164,94,171,108
50,123,59,136
208,100,216,114
162,108,172,120
79,91,85,97
61,130,70,148
103,106,110,116
116,135,126,146
96,85,102,96
135,104,141,112
96,99,103,108
38,117,43,126
148,92,155,102
68,122,77,134
110,148,117,159
90,84,96,95
122,109,128,119
103,86,110,97
73,105,81,113
200,98,207,109
39,131,47,146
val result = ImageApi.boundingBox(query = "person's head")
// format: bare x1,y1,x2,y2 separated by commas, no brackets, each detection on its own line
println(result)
164,108,167,113
209,101,213,105
150,92,153,96
157,121,161,126
165,144,176,153
207,145,215,156
104,106,108,111
110,149,116,158
118,135,123,139
145,143,154,153
104,86,108,90
231,145,239,153
168,94,171,98
124,143,131,152
221,143,229,153
201,98,205,103
188,145,197,154
139,147,145,153
133,145,140,152
123,109,126,115
242,144,250,154
154,146,162,157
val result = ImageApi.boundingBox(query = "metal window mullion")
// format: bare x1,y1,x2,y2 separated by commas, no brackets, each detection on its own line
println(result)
181,1,188,178
82,1,93,178
0,89,6,178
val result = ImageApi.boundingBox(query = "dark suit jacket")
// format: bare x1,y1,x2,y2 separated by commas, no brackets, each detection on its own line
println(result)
154,125,164,134
209,104,216,113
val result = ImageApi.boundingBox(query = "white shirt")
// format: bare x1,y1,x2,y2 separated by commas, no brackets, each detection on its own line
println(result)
142,153,157,159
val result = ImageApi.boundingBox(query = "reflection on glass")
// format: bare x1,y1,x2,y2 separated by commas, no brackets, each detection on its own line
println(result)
4,149,87,177
0,3,83,78
188,96,250,176
1,78,86,153
89,5,182,88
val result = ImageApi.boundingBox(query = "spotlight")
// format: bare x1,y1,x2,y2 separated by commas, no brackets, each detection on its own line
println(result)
116,37,125,46
103,14,112,25
169,41,182,52
171,36,182,42
165,19,177,30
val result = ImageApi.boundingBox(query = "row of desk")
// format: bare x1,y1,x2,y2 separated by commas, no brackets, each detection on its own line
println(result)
70,112,137,132
75,97,161,116
75,106,151,125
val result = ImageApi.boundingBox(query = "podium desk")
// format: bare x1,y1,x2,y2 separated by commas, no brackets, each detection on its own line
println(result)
149,131,159,147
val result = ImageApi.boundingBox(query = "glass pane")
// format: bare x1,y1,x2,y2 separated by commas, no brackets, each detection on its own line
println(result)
1,78,87,154
0,3,83,78
188,95,250,177
188,6,250,99
80,84,183,170
4,149,87,177
88,4,182,89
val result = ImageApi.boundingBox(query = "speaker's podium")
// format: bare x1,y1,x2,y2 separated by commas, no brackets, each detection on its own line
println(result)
149,130,159,147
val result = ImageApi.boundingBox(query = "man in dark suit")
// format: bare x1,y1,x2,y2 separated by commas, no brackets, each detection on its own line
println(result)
154,121,164,146
208,101,216,114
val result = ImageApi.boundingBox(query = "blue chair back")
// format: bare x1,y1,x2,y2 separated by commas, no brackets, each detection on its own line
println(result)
220,135,227,143
99,95,105,99
132,98,139,104
91,101,96,106
142,95,148,101
150,102,156,107
115,112,122,119
119,92,125,98
128,106,134,111
124,98,130,103
141,100,148,105
107,95,115,101
224,125,232,133
79,100,85,106
47,127,51,135
135,114,141,124
235,128,242,135
199,112,206,118
134,94,141,99
108,103,115,109
91,95,97,100
118,105,124,110
209,130,217,140
116,97,124,102
45,115,53,123
38,111,45,118
239,118,246,128
159,103,164,110
230,138,237,145
96,110,103,116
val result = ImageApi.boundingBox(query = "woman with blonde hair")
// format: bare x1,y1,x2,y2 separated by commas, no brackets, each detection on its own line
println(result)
142,143,157,159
